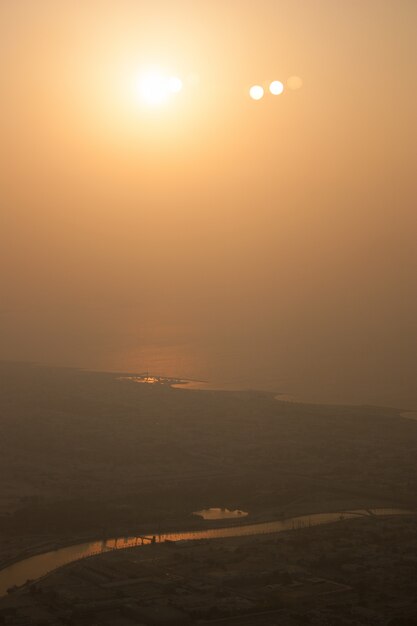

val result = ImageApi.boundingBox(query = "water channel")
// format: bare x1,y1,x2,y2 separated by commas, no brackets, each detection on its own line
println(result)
0,508,412,596
193,508,249,520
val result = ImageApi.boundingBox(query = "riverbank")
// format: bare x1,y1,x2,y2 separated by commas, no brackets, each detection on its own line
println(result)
0,493,405,577
3,511,417,626
0,508,414,597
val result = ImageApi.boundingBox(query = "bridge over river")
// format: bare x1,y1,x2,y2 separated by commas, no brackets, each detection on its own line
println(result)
0,508,413,596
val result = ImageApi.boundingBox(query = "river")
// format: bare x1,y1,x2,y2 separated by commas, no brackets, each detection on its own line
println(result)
0,508,412,597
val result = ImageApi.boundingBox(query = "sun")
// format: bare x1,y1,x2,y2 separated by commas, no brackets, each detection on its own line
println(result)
135,68,183,107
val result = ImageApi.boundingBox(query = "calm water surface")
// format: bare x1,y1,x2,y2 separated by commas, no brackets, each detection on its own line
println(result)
0,508,411,596
193,508,249,520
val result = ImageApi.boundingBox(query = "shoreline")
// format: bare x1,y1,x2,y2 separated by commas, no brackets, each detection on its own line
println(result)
4,362,417,410
115,371,416,412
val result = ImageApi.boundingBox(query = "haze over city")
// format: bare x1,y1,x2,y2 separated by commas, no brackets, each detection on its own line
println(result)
1,3,417,625
1,0,416,407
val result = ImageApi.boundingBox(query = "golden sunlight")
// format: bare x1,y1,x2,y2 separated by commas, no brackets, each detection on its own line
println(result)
135,69,183,106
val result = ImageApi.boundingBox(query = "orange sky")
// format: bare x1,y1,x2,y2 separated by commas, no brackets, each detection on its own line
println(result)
1,1,416,406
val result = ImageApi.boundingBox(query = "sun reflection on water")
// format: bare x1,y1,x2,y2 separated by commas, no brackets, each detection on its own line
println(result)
117,374,188,386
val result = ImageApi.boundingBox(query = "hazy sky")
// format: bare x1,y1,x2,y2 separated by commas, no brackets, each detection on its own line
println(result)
1,1,416,407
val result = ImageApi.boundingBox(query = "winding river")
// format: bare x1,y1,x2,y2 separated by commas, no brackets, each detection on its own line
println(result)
0,508,412,596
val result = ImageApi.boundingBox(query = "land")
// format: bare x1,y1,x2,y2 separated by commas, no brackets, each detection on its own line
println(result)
0,361,417,623
1,514,417,625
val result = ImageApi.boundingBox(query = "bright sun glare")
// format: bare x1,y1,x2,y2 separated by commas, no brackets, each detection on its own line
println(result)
269,80,284,95
135,69,183,106
249,85,264,101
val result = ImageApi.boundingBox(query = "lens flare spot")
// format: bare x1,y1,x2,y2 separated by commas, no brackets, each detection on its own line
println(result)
249,85,264,101
269,80,284,95
287,75,303,90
